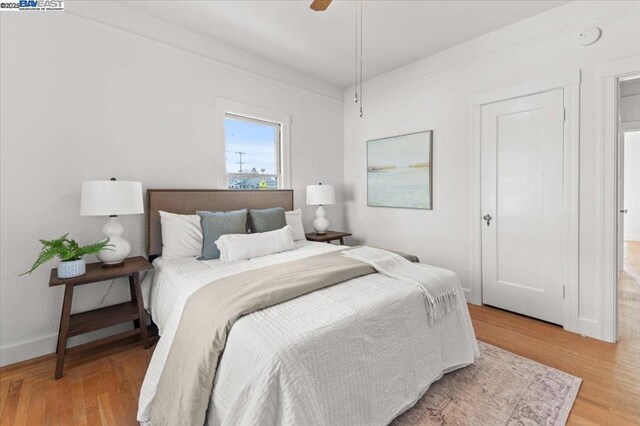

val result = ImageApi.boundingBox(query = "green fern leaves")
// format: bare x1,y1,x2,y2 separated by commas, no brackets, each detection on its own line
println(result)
20,235,114,276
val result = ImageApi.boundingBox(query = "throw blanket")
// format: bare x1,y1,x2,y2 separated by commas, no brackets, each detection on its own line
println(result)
342,246,458,325
148,248,417,425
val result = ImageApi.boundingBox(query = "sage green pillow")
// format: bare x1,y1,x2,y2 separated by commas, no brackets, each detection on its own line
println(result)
248,207,287,233
197,209,247,260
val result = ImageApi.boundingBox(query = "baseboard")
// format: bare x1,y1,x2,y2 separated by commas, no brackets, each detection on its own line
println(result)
462,288,476,304
0,323,132,367
577,317,599,340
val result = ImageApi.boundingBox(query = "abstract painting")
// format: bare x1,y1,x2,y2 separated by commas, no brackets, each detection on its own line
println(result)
367,130,433,209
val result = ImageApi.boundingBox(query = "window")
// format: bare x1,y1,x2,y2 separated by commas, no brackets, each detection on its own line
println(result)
216,99,290,189
224,114,282,189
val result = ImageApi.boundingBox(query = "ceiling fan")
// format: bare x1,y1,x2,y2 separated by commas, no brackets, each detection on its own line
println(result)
310,0,332,12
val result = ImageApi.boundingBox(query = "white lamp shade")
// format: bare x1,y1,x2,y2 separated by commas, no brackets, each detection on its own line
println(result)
81,180,144,216
306,184,335,205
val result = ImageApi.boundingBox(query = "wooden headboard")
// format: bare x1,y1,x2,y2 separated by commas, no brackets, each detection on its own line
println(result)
146,189,294,258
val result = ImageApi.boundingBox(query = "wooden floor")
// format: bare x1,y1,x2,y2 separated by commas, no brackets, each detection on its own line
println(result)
1,243,639,425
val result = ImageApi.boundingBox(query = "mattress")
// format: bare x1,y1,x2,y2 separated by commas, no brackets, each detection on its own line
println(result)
138,241,478,425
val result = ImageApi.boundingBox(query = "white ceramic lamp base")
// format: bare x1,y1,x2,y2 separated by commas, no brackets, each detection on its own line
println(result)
98,216,131,266
313,205,330,234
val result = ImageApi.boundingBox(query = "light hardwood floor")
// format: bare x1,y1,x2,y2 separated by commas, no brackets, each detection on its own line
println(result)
1,243,639,425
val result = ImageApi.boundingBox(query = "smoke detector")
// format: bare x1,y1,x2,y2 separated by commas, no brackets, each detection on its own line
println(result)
578,27,602,46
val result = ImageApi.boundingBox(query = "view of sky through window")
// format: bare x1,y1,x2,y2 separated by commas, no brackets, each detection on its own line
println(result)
225,116,278,175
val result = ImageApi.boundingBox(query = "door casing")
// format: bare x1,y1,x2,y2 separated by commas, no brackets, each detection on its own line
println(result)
469,70,580,335
598,55,640,343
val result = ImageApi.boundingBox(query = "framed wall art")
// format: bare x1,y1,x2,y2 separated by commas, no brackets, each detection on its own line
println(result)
367,130,433,209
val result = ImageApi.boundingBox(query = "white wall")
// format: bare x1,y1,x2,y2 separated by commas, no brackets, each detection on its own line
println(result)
0,4,344,366
620,78,640,97
620,79,640,125
620,95,640,124
343,1,640,339
624,131,640,241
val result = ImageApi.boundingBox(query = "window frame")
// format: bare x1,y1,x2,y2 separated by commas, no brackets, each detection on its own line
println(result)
215,99,291,190
225,113,281,187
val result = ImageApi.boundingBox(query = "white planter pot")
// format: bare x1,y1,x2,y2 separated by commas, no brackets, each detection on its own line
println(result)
58,259,86,279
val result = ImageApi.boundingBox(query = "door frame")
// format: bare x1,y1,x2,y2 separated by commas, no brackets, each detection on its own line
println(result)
616,125,640,273
598,55,640,343
468,70,581,333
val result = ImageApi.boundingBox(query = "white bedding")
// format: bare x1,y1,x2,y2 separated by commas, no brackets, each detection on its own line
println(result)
139,241,478,425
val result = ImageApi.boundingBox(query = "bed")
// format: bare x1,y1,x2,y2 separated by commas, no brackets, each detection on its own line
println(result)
137,189,479,425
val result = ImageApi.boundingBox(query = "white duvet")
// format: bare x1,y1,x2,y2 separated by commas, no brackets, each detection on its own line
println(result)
138,241,478,425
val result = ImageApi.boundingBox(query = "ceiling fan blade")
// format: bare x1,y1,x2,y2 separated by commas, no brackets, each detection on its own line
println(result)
310,0,332,12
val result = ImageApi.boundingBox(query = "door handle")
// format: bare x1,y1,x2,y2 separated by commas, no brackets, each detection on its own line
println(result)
483,214,492,227
620,209,628,214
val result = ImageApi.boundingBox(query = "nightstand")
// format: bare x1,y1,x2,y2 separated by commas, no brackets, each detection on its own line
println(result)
305,230,352,245
49,256,152,379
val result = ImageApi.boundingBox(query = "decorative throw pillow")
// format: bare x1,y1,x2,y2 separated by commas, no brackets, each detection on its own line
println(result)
159,211,203,260
216,225,296,263
285,209,306,241
248,207,287,233
197,209,248,260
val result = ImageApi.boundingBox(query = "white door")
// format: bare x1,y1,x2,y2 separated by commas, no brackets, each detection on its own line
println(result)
481,89,565,325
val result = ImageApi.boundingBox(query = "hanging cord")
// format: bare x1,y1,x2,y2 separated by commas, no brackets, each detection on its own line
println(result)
100,279,117,306
359,0,363,117
354,5,358,104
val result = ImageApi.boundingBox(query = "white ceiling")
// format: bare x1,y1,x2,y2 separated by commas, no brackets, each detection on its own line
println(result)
118,0,568,88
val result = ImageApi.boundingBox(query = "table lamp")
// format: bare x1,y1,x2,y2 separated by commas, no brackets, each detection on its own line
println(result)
306,183,335,234
80,178,144,266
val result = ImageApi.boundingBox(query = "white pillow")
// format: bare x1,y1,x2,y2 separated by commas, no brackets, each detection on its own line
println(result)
285,209,306,241
159,211,203,260
216,225,296,263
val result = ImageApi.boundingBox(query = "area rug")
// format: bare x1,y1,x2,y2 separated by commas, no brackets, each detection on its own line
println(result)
392,341,582,426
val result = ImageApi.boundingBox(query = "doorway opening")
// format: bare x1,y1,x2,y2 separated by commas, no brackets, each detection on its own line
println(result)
618,76,640,343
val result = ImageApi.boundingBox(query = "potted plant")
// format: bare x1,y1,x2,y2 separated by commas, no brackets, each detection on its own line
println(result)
21,234,113,279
